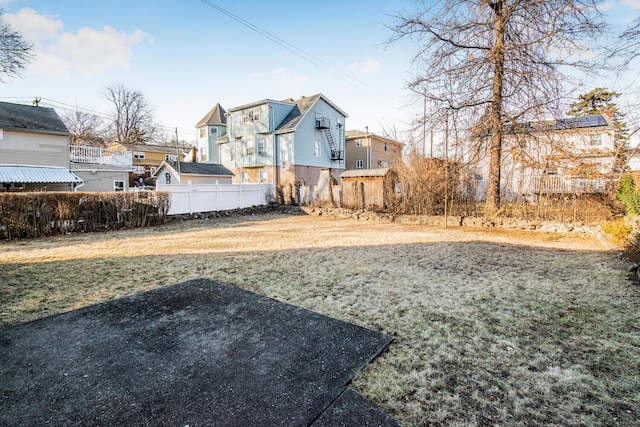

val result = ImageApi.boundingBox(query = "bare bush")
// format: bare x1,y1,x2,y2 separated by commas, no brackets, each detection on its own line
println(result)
0,192,170,239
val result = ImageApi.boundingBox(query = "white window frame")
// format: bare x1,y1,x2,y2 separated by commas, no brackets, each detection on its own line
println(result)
230,148,236,161
114,180,125,192
256,136,266,156
281,150,289,169
201,147,208,162
241,170,249,183
210,127,219,137
356,139,362,147
590,134,603,147
259,168,268,183
314,139,321,157
356,160,364,168
165,154,177,162
199,128,205,138
133,151,145,160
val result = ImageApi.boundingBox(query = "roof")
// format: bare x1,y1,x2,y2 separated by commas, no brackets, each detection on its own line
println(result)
154,161,234,177
0,165,83,184
196,103,227,127
345,129,405,146
340,168,391,178
276,94,348,134
0,102,69,135
111,142,187,155
476,114,614,138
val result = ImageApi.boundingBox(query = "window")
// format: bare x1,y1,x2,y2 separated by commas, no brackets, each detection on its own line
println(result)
199,128,205,138
133,151,145,160
356,160,364,168
356,139,362,146
590,134,603,147
259,168,268,183
165,154,177,162
314,139,321,157
256,136,266,156
114,180,125,192
241,170,248,183
230,148,236,161
474,167,484,181
246,146,254,155
244,108,260,122
281,150,289,169
201,147,208,162
210,127,219,137
384,142,388,151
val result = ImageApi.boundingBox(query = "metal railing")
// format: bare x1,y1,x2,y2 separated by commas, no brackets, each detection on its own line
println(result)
70,146,132,167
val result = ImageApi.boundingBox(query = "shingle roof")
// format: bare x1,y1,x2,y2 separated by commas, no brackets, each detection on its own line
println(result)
0,165,83,184
275,94,320,133
196,103,227,127
0,102,69,134
168,162,234,176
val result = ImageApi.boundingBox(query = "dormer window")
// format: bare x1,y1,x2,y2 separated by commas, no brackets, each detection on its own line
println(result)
243,108,260,123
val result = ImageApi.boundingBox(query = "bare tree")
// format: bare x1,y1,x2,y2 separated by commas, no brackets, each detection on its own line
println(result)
103,83,157,143
0,10,33,82
63,109,107,147
388,0,607,214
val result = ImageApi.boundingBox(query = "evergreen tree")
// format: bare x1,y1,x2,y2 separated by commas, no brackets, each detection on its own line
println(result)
568,88,628,173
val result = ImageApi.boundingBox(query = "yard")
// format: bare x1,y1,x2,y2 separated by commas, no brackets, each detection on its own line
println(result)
1,212,638,426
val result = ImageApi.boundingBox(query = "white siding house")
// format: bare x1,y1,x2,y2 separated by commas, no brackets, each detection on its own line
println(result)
471,114,617,200
0,101,83,192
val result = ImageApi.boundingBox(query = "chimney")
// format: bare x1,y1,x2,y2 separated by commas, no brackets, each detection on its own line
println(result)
192,146,197,163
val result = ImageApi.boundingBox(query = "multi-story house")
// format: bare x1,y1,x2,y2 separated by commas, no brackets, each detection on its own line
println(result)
344,129,404,171
471,114,618,200
195,103,227,164
197,94,347,203
0,101,83,192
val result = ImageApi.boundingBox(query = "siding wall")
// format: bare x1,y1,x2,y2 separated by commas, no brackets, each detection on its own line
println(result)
0,130,69,167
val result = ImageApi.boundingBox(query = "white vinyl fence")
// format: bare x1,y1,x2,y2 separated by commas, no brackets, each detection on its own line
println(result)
157,183,273,215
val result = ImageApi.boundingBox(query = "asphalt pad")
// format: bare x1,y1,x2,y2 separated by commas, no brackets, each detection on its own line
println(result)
0,278,395,426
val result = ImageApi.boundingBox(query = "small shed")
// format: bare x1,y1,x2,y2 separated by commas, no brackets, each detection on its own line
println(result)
340,168,397,211
153,161,234,185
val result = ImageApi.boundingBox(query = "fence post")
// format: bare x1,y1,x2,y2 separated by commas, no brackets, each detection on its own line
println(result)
188,180,193,215
215,180,219,211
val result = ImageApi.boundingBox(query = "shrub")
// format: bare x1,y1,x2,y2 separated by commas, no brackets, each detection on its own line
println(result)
0,192,170,240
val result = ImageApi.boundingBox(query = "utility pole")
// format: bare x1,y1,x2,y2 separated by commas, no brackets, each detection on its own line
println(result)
175,127,181,175
423,88,427,157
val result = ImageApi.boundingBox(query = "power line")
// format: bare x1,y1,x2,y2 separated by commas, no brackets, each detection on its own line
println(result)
198,0,387,100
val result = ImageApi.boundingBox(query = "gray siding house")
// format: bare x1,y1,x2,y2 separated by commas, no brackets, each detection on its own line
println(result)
0,101,83,192
197,94,347,203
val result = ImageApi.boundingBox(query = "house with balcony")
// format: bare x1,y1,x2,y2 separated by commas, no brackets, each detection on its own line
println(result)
70,146,135,192
0,101,83,192
197,93,347,203
345,129,404,171
471,114,618,201
108,142,187,175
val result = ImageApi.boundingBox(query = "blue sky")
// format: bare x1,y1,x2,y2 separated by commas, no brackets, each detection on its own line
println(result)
1,0,639,143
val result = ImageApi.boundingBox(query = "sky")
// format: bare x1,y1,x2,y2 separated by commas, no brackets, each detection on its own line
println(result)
1,0,639,144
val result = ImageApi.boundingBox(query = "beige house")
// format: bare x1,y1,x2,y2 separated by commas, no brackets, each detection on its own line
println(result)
109,142,186,174
344,130,404,172
0,101,83,192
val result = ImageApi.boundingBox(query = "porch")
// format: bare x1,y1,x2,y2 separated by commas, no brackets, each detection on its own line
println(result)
70,146,132,167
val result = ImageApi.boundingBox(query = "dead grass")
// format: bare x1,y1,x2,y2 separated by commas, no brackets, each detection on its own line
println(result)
1,213,639,426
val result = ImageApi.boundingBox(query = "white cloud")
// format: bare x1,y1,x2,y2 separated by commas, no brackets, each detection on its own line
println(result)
346,58,381,75
622,0,640,9
1,8,62,45
0,0,16,5
598,1,617,11
2,8,151,78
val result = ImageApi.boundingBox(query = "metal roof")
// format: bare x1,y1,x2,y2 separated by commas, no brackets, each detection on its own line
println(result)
0,165,83,184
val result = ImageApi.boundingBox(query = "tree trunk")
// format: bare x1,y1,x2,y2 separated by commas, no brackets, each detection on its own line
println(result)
485,6,506,216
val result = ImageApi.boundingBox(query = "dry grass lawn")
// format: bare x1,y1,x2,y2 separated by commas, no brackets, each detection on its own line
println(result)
1,212,639,426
